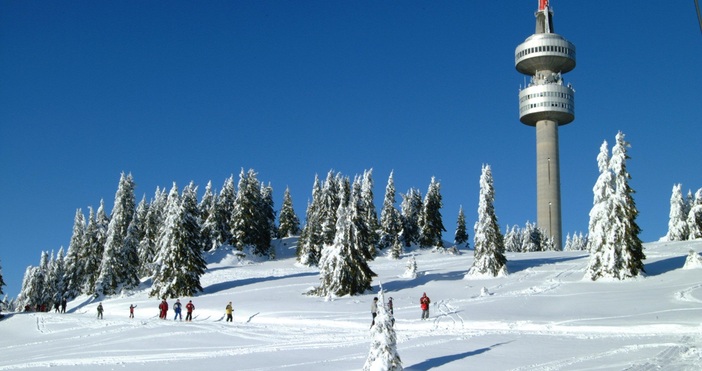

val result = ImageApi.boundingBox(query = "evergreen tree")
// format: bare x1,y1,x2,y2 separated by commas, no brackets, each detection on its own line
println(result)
419,177,446,249
320,170,341,245
399,188,422,247
403,255,418,279
231,169,273,256
199,181,217,250
312,203,376,297
361,169,380,250
521,221,541,252
688,189,702,239
351,175,376,260
667,184,689,241
63,209,86,298
278,187,301,238
379,171,402,252
363,289,403,371
586,141,618,280
18,266,39,309
467,165,507,277
151,183,207,298
610,131,645,277
121,197,146,287
454,206,469,248
0,259,4,296
297,175,324,266
259,182,277,257
82,205,108,294
95,173,136,296
504,225,522,252
49,249,66,305
216,175,237,246
138,188,165,277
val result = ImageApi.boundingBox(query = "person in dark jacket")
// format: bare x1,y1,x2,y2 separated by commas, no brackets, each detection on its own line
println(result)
173,299,182,321
97,303,104,319
185,300,195,322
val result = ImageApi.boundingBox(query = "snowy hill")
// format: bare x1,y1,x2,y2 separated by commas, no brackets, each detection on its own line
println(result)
2,239,702,370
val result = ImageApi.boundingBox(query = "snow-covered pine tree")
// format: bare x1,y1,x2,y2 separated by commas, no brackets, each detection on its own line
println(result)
278,186,301,238
297,175,324,266
467,165,507,277
312,203,375,297
454,206,469,248
688,188,702,239
258,182,276,257
216,175,237,246
198,181,217,250
586,141,618,280
361,169,380,250
351,175,376,260
63,209,86,298
150,183,207,298
36,251,51,307
95,173,137,296
610,131,645,278
138,188,165,277
378,171,403,253
521,221,541,252
666,184,689,241
399,188,422,247
49,248,66,305
121,197,146,288
320,170,341,245
503,225,522,252
17,266,38,309
418,177,446,249
0,259,4,296
362,288,403,371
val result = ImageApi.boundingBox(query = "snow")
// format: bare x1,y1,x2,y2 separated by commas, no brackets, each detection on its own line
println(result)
2,238,702,370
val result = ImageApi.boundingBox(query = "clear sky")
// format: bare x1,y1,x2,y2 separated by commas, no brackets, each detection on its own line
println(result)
1,1,701,297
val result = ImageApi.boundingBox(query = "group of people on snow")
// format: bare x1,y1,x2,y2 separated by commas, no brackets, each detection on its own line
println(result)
24,297,68,313
369,292,430,328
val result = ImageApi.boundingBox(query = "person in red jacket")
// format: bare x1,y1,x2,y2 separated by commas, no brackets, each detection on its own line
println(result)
420,292,431,320
185,300,195,322
158,299,168,319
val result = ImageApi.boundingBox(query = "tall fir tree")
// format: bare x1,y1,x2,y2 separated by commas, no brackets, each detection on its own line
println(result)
399,189,422,247
63,209,86,298
351,175,376,260
313,203,376,297
259,182,277,257
138,188,165,277
379,171,402,252
49,249,66,304
320,170,341,245
361,169,380,250
467,165,507,277
418,177,446,249
0,258,4,296
198,181,218,251
82,205,107,294
666,184,689,241
95,173,136,296
688,189,702,239
454,206,469,248
151,183,207,298
363,288,403,371
216,175,237,246
278,187,301,238
586,141,618,280
610,131,645,278
297,175,324,266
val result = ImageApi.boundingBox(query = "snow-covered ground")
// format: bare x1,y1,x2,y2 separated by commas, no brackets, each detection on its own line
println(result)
2,239,702,370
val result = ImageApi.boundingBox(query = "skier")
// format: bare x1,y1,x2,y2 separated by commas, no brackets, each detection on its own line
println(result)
61,297,67,313
185,300,195,322
370,297,378,328
54,301,60,313
173,299,183,321
158,299,168,319
420,292,431,320
97,303,104,319
225,301,233,322
129,304,137,319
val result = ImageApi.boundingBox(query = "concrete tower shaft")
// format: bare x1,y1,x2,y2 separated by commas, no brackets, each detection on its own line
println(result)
515,1,575,250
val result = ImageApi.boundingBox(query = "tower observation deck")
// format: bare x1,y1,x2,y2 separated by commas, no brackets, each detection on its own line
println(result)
515,0,575,250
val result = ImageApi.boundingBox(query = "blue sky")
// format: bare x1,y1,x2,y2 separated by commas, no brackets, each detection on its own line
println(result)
1,1,701,297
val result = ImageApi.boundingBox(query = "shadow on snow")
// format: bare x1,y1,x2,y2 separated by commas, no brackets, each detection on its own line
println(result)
507,255,586,274
644,255,688,276
202,271,318,294
405,341,512,370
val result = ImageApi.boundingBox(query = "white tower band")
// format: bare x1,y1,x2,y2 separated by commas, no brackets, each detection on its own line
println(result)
515,0,575,250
